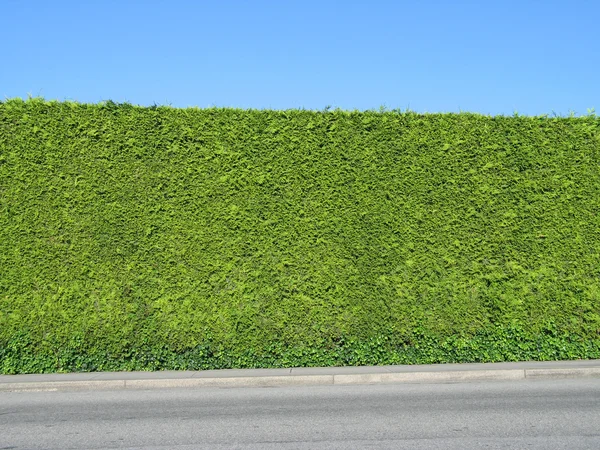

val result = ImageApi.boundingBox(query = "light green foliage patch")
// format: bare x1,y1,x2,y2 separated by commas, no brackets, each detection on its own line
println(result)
1,99,599,373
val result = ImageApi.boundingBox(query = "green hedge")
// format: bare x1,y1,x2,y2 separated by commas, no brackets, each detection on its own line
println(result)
1,98,599,374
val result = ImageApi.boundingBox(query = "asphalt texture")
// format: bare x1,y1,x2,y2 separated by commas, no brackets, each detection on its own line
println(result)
2,378,600,449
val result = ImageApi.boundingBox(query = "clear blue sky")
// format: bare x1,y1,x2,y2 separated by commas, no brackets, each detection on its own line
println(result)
2,0,598,115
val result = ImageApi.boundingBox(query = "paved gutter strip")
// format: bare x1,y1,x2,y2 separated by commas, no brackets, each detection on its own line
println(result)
524,367,600,379
333,369,526,385
124,375,334,390
2,380,126,392
1,361,599,392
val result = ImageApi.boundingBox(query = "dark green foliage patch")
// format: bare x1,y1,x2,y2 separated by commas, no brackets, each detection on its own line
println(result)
1,99,599,373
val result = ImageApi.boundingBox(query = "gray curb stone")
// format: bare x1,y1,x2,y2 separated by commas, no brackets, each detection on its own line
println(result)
1,361,599,392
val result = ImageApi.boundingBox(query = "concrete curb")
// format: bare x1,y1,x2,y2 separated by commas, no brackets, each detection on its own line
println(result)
1,361,599,392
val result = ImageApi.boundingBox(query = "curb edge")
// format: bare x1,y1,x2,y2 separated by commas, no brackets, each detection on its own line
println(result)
2,367,599,392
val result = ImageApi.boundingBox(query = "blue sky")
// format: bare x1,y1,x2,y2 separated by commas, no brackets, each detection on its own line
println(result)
2,0,598,115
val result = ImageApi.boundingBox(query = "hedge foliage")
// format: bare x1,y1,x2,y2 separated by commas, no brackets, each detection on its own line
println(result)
1,98,599,374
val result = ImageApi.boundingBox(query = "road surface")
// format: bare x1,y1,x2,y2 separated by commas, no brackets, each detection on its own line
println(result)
2,378,599,449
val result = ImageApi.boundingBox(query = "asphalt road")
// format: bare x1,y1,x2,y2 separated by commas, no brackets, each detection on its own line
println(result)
2,379,599,449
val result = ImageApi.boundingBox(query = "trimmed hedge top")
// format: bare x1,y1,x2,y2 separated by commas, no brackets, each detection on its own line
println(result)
1,99,599,373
